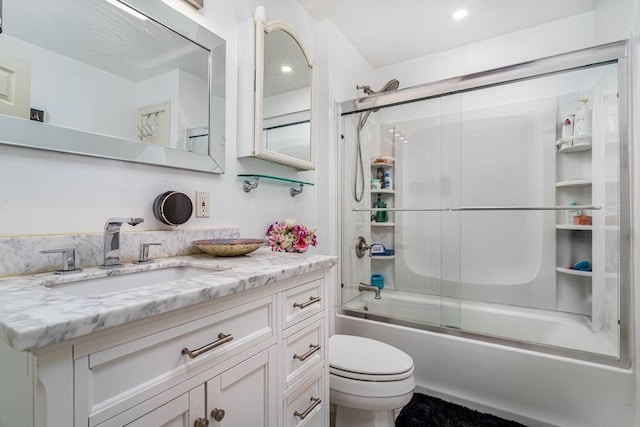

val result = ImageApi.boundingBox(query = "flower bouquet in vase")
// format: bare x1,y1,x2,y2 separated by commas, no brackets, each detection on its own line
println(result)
266,219,317,253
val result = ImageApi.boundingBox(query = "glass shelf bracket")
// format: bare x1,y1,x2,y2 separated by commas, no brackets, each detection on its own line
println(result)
237,174,314,197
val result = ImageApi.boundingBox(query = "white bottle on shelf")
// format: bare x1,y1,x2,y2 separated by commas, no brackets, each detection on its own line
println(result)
566,200,580,225
574,98,592,136
384,170,393,190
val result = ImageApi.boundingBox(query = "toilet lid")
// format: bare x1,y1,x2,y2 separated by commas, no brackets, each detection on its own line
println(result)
329,335,414,377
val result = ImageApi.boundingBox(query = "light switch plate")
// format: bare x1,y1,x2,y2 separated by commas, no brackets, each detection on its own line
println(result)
195,191,210,218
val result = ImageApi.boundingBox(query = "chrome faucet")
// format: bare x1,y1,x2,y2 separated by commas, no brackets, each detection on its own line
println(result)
102,217,144,268
358,282,381,299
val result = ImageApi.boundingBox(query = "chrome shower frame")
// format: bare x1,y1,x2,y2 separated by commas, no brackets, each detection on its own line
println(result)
338,40,632,368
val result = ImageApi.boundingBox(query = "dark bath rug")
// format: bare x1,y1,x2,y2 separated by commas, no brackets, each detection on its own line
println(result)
396,393,528,427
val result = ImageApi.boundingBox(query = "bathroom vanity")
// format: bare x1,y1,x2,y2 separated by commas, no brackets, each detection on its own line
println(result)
0,249,336,427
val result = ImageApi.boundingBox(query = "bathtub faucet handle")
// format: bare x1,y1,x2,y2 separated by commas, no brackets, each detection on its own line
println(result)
355,236,371,258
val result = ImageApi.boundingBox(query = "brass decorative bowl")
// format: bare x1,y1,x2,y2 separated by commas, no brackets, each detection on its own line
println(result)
192,238,265,257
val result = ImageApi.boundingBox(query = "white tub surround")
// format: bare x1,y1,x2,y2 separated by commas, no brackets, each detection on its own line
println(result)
0,248,336,351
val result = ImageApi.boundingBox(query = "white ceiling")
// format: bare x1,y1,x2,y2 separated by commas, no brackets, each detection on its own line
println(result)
296,0,598,68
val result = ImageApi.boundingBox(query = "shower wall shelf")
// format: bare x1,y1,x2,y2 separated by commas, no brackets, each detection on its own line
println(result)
556,179,592,188
556,134,592,152
371,157,396,168
555,107,595,320
237,174,313,197
556,267,593,277
556,224,593,231
370,155,396,289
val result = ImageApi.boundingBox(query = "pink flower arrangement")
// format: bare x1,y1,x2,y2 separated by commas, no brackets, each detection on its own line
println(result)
266,219,317,253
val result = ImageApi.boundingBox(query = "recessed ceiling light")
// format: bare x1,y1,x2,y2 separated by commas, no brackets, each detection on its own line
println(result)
451,9,468,20
281,65,293,73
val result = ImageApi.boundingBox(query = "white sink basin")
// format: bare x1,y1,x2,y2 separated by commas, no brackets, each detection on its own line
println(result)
48,265,225,297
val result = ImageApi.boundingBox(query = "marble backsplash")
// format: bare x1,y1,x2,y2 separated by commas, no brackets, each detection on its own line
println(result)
0,227,241,277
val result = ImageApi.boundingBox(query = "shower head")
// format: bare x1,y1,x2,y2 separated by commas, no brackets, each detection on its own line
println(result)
357,79,400,96
357,79,400,130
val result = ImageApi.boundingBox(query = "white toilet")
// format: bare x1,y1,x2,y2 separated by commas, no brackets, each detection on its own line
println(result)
329,334,415,427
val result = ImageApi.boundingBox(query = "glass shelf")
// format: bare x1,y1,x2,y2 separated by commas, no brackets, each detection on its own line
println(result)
237,174,314,197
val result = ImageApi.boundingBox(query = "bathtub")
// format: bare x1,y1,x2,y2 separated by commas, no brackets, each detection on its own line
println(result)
342,288,617,357
336,298,633,427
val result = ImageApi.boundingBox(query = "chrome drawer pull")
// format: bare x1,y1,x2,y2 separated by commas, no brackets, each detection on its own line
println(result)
293,343,321,361
293,296,321,309
294,396,321,420
181,332,234,359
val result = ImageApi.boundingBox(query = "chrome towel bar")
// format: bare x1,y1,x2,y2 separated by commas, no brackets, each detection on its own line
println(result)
353,205,601,212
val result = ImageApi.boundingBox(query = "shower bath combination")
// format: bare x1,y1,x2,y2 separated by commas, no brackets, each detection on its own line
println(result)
340,41,631,367
353,79,400,202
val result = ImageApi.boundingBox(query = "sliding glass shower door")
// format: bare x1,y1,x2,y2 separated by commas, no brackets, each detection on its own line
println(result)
340,44,628,365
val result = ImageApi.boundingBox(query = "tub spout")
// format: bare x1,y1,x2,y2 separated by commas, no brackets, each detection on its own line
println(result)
359,282,381,299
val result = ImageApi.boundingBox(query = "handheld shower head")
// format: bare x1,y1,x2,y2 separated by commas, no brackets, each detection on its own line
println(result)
357,79,400,130
378,79,400,93
357,79,400,96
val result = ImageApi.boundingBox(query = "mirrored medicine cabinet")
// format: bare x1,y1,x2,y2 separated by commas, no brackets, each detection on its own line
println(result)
0,0,226,173
239,17,315,170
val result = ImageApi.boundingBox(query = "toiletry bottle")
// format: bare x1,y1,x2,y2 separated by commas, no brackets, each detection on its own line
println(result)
566,200,579,225
375,194,388,222
376,167,385,188
384,170,393,190
574,98,592,136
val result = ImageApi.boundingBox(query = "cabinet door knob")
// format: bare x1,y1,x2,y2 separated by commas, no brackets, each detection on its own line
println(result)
194,417,209,427
211,408,225,422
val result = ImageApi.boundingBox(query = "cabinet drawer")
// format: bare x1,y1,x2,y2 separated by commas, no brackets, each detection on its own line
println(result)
283,368,324,427
283,278,324,329
283,318,324,391
78,296,275,423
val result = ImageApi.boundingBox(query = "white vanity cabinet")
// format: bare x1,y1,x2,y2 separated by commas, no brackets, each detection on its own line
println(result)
0,270,329,427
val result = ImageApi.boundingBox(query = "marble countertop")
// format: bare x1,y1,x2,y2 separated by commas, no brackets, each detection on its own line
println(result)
0,248,336,352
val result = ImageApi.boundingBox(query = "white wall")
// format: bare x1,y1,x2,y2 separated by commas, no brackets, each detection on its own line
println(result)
0,34,136,139
0,0,323,248
328,4,640,426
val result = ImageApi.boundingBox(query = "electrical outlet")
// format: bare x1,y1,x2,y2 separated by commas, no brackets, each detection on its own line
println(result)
195,191,210,218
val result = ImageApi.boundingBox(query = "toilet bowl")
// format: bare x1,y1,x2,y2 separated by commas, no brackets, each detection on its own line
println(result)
329,334,415,427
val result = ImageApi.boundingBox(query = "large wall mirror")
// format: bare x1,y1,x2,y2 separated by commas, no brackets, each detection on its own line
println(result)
254,18,315,170
0,0,226,173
